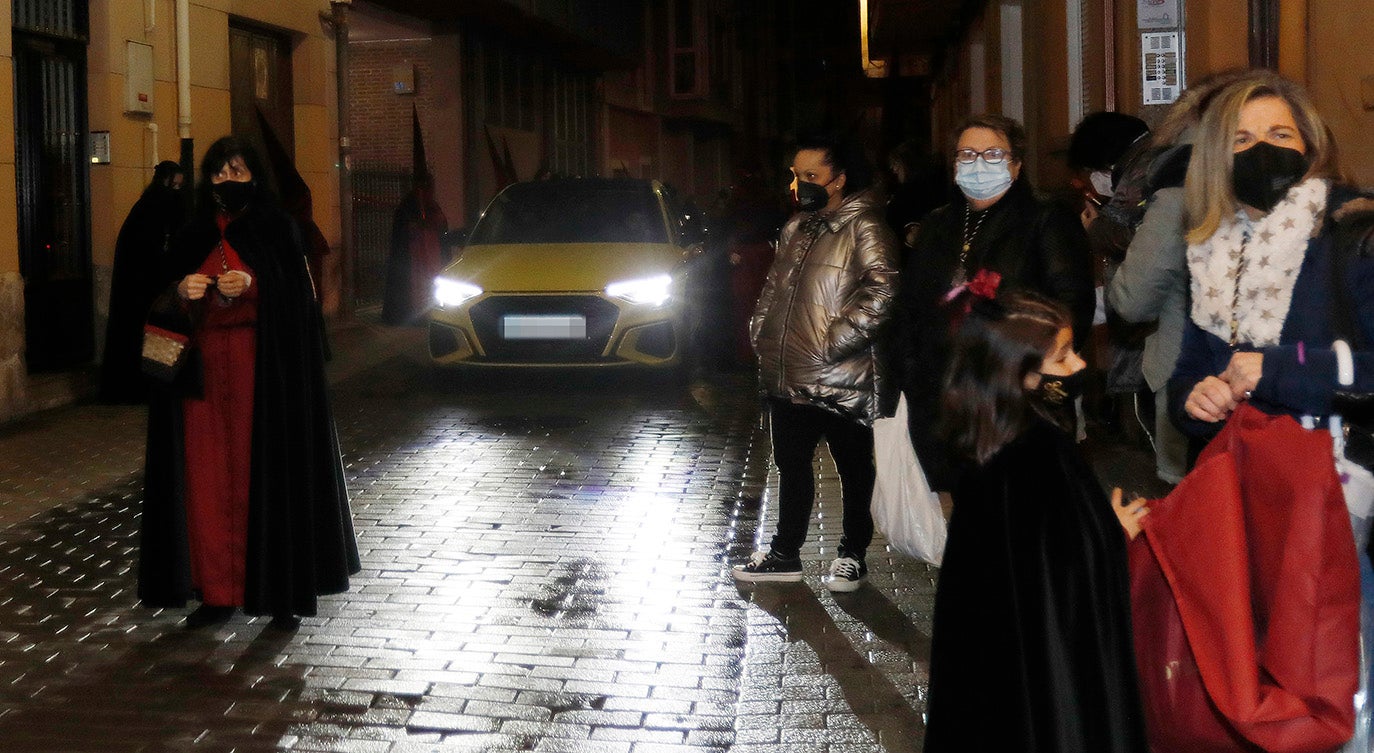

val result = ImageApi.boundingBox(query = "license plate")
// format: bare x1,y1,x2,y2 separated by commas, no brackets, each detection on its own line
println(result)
501,314,587,340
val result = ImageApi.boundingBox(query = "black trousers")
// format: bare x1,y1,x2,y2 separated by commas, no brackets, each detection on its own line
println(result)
767,397,875,561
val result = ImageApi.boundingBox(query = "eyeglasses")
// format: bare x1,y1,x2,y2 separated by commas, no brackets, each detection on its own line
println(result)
954,147,1011,165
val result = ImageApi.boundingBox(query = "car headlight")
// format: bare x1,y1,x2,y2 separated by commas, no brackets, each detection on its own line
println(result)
433,277,483,308
605,274,673,307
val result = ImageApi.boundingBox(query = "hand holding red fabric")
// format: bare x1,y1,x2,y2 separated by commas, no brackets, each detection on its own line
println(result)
1131,404,1359,753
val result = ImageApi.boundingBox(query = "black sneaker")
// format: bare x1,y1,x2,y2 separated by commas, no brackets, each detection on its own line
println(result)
822,556,867,592
732,550,803,583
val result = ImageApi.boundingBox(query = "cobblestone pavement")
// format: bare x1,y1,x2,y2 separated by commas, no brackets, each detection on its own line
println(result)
0,320,1162,752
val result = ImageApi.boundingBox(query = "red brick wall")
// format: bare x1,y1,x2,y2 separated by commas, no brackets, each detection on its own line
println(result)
347,40,438,171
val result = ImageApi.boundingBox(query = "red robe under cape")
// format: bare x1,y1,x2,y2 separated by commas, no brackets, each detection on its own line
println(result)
1131,403,1360,752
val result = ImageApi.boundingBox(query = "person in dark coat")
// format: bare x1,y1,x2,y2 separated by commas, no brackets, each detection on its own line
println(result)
138,136,359,629
98,161,185,403
382,172,448,325
883,139,942,248
892,114,1095,491
383,110,448,325
923,291,1148,753
256,108,331,291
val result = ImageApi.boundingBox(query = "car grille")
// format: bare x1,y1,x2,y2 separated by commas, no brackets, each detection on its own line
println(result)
468,295,620,363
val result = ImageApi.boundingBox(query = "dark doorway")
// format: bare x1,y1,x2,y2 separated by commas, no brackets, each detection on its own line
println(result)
228,23,294,187
13,25,92,372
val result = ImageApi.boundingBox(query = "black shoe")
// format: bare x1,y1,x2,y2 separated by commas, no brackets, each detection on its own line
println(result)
185,604,234,628
732,550,803,583
823,556,868,593
267,613,300,631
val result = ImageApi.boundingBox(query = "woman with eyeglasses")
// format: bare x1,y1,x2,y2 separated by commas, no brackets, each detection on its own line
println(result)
892,114,1095,494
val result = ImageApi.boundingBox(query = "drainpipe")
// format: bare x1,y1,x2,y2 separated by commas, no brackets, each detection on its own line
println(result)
176,0,193,176
330,0,355,315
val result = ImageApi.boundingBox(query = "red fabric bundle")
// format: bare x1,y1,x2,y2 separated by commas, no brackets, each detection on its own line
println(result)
1130,403,1360,753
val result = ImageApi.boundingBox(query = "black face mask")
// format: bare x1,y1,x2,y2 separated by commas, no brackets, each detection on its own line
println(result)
794,180,831,213
1035,369,1088,406
211,180,255,214
1231,141,1308,213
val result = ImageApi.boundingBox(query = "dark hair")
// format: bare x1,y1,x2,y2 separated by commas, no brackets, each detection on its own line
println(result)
141,160,185,200
196,135,275,215
153,160,183,186
940,291,1072,464
953,114,1028,163
794,132,875,196
1067,112,1149,171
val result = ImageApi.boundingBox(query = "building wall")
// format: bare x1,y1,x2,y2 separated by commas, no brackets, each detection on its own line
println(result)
0,0,22,418
606,106,659,180
83,0,341,331
1303,1,1374,185
0,0,342,420
928,0,1374,196
346,36,464,228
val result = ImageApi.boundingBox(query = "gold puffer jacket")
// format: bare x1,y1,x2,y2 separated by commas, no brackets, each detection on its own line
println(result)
750,189,899,425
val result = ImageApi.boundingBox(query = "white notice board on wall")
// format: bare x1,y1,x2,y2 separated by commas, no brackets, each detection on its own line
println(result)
1137,0,1181,29
1141,32,1183,105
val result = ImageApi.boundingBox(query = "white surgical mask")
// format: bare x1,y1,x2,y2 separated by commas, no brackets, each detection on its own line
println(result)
1089,169,1114,198
955,158,1014,202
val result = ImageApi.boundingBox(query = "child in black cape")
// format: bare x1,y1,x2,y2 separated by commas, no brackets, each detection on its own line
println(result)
922,291,1149,753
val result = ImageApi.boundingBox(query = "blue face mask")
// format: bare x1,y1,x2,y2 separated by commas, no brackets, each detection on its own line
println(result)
955,158,1014,202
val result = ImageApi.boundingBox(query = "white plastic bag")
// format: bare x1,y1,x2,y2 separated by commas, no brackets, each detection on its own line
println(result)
870,394,947,565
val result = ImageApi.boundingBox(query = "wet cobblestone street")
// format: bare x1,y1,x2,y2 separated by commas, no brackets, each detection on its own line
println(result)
0,321,1157,752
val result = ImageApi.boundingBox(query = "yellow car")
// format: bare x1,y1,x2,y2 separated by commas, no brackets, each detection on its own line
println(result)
429,178,700,369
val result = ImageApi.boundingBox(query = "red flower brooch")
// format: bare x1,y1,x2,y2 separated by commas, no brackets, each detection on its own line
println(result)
944,268,1002,304
944,268,1003,333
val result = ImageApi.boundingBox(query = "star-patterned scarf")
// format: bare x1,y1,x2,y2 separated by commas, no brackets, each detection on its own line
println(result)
1189,178,1328,348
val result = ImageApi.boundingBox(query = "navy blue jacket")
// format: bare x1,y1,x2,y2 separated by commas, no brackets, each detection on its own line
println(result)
1169,188,1374,439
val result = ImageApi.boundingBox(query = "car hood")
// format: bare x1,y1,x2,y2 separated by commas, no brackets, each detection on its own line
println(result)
439,243,684,293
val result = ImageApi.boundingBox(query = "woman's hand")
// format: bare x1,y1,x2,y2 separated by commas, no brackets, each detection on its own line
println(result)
1221,351,1264,401
216,270,252,298
178,273,214,301
1112,488,1149,541
1080,201,1100,231
1185,375,1239,422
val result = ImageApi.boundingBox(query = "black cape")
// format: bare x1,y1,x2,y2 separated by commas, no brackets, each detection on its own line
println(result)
382,191,448,325
137,202,360,617
99,187,183,403
923,419,1148,753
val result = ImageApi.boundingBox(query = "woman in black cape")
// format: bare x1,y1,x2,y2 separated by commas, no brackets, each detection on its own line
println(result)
99,161,185,403
138,137,359,628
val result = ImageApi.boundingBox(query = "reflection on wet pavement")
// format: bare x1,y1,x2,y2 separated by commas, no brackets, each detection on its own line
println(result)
0,322,1133,750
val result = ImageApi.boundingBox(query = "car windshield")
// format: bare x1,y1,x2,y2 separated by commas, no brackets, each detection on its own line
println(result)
468,183,669,245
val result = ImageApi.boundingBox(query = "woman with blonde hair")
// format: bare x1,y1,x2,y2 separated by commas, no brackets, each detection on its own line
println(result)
1132,69,1374,751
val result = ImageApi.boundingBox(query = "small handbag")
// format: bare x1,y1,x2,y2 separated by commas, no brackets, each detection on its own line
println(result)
1330,340,1374,472
140,324,190,381
140,288,195,383
1332,392,1374,470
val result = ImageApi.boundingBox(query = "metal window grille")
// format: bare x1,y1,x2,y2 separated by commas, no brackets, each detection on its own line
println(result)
13,0,88,40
